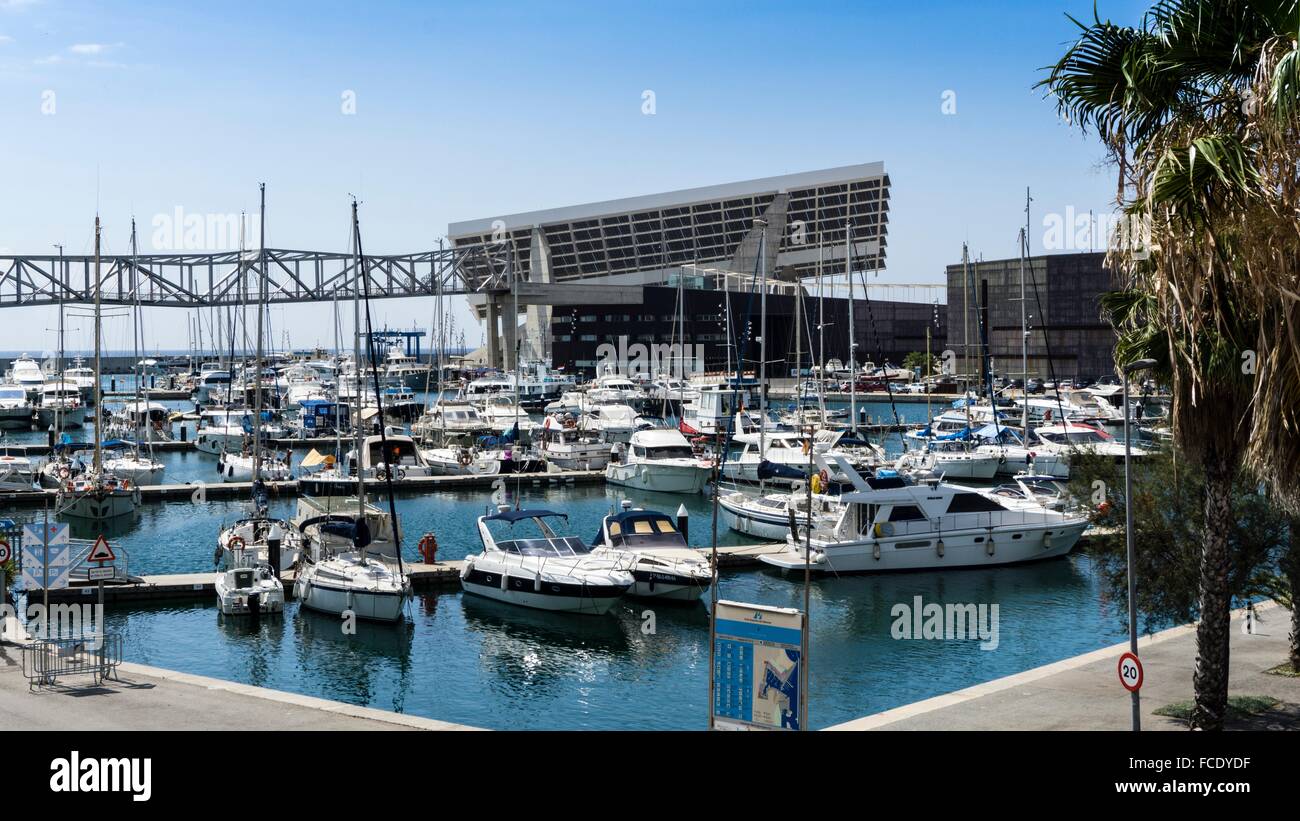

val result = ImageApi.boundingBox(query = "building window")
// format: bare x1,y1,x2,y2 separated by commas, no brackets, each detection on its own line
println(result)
558,335,572,342
580,334,597,342
580,315,597,323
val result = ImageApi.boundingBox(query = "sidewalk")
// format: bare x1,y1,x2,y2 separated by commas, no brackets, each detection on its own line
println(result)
830,602,1300,731
0,644,479,731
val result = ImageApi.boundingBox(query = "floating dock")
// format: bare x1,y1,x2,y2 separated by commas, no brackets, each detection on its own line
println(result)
24,543,787,604
0,469,606,507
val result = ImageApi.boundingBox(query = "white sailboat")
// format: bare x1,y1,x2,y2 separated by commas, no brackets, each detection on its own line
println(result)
56,217,142,521
294,198,411,623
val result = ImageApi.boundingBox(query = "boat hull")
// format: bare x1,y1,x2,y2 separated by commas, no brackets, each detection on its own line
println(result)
759,522,1088,573
605,462,709,494
460,567,627,615
294,574,407,622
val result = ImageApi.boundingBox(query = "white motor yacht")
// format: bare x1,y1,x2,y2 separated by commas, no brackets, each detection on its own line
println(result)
461,508,633,614
605,428,711,494
0,453,39,492
719,487,843,540
35,380,88,429
0,384,31,429
6,354,46,399
536,415,610,471
758,458,1089,574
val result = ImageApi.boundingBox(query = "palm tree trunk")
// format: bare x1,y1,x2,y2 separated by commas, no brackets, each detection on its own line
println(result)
1190,454,1235,730
1286,518,1300,672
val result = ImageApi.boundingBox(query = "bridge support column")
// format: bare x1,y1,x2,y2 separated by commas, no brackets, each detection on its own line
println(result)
486,298,501,370
501,296,518,373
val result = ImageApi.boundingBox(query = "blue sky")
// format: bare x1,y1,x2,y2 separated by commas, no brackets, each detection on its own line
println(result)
0,0,1149,353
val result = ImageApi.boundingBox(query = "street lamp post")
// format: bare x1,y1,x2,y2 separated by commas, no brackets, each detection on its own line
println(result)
1122,358,1157,732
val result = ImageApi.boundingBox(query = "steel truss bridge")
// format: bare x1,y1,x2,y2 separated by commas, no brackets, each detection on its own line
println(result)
0,245,521,309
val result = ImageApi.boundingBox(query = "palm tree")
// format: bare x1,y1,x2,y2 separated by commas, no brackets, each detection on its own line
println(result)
1042,0,1300,729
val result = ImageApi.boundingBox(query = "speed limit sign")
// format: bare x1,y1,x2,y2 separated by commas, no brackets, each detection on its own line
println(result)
0,539,10,564
1118,651,1143,692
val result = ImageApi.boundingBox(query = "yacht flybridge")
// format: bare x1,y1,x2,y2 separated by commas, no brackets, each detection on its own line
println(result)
758,455,1089,574
462,508,634,614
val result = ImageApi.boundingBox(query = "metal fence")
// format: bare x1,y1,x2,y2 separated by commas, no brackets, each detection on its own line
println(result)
22,634,123,689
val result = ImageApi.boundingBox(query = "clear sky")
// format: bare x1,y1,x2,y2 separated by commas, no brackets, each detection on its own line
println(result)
0,0,1148,355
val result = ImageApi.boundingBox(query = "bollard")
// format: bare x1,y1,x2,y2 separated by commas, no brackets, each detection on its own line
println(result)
110,378,116,392
179,424,187,443
676,503,689,542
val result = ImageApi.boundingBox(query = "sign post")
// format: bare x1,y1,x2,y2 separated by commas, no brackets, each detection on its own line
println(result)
87,536,116,616
0,538,10,609
711,600,808,731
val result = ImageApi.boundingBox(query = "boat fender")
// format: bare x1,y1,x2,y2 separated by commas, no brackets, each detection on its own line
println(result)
500,572,509,591
1042,530,1052,549
534,573,542,592
213,545,223,566
936,539,945,558
986,530,995,556
872,541,881,561
810,473,822,495
460,560,472,581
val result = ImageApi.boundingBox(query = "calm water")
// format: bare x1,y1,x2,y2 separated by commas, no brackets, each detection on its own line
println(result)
4,382,1134,729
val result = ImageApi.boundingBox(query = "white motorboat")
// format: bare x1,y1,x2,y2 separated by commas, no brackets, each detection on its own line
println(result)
893,442,1001,481
535,415,610,471
680,381,755,435
105,400,174,443
758,459,1089,574
411,399,493,440
720,425,818,484
581,401,645,443
217,449,294,482
478,393,539,435
419,444,501,476
719,487,842,540
605,428,711,494
1027,422,1143,461
35,380,88,429
215,563,285,616
590,504,711,601
381,344,431,387
344,434,434,479
0,453,39,492
102,451,165,484
461,507,633,614
0,384,31,430
542,391,585,417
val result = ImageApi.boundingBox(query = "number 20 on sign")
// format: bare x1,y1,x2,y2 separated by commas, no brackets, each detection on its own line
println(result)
1118,652,1143,693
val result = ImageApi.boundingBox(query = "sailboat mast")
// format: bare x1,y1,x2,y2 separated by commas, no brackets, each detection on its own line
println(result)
130,220,151,460
253,183,266,479
846,222,856,435
1019,226,1029,436
351,201,365,511
93,217,103,475
757,218,767,452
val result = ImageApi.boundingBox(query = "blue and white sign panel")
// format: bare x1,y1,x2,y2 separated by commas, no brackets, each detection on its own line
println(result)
19,522,73,590
712,600,807,731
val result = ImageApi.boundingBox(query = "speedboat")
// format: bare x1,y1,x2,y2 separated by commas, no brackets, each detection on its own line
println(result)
758,459,1088,574
215,563,285,616
461,507,633,614
605,428,711,494
6,354,46,399
590,504,711,601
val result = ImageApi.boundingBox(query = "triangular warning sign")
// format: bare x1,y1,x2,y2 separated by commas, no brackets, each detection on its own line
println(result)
87,536,116,563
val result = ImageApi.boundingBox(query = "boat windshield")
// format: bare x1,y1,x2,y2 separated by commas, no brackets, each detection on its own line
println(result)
642,445,694,459
498,536,592,557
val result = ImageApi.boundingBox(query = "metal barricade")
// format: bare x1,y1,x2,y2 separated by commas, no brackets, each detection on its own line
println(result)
22,634,123,689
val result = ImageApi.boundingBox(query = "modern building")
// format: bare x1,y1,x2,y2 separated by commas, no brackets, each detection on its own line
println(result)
448,163,892,369
945,251,1118,382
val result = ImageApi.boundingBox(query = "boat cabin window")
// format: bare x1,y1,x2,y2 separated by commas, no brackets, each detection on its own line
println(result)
646,444,693,459
887,505,926,522
608,516,686,548
946,493,1006,514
